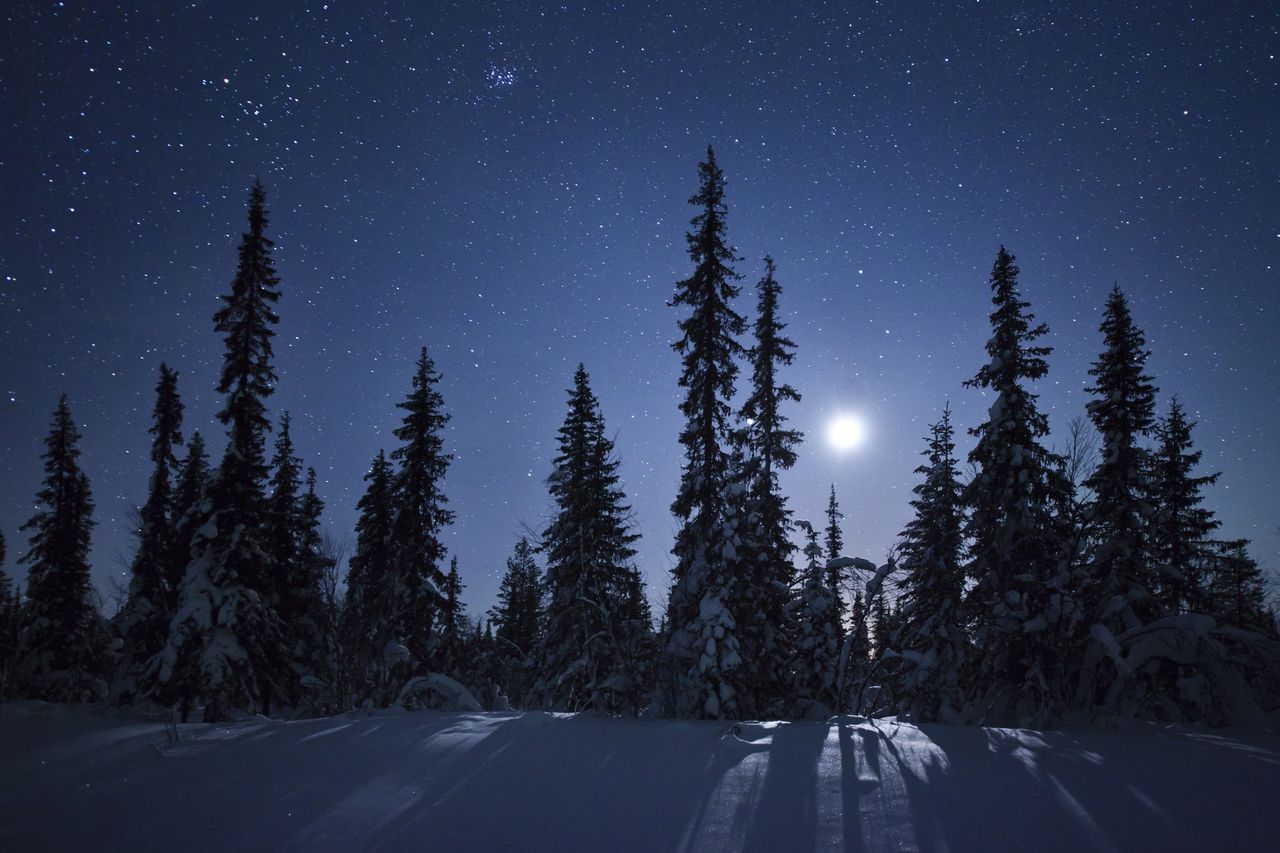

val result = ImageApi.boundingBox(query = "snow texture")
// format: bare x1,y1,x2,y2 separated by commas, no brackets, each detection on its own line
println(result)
1,702,1277,852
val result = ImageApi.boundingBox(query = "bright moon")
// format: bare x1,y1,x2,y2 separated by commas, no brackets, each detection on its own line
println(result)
827,414,868,453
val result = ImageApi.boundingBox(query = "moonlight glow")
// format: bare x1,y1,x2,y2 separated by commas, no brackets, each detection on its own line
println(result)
826,414,868,453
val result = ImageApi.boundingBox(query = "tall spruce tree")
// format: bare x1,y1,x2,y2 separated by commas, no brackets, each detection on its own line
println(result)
19,395,104,699
825,485,844,562
159,181,284,722
663,146,748,720
537,364,646,713
389,347,454,667
893,407,967,723
1150,399,1221,613
119,364,185,681
736,256,802,714
1075,286,1159,707
490,538,543,706
962,247,1068,726
342,450,397,705
823,485,846,631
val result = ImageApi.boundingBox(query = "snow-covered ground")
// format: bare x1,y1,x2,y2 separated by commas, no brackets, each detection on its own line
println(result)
1,703,1277,852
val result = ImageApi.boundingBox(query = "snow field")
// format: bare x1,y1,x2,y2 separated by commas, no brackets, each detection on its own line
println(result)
2,703,1277,852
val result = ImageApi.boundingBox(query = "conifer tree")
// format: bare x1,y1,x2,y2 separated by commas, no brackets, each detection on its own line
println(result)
663,146,748,719
389,348,454,666
437,557,466,676
20,395,105,699
962,247,1068,725
846,589,871,699
823,485,846,631
289,468,332,702
490,538,543,706
166,431,208,607
119,364,185,680
736,256,803,714
1205,541,1270,632
791,523,840,717
463,619,506,709
870,591,892,659
611,561,656,714
1076,286,1160,707
159,182,284,721
342,450,397,705
214,180,280,486
135,430,208,706
710,450,762,714
893,407,967,722
1150,399,1221,613
537,365,646,713
825,485,844,562
264,412,303,611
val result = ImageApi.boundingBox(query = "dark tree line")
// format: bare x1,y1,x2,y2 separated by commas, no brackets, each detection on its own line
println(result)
1,156,1276,728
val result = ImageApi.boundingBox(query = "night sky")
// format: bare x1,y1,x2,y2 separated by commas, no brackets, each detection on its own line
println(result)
2,1,1277,616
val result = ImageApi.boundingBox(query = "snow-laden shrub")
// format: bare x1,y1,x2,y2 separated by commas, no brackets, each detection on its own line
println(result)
396,673,484,712
1093,614,1280,727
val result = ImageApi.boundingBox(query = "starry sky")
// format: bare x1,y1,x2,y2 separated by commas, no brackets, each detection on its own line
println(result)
2,1,1278,616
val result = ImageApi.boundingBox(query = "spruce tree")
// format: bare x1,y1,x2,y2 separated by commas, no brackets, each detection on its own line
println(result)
289,468,332,703
135,430,208,705
438,557,466,677
893,407,967,722
846,589,870,702
389,347,454,667
790,523,840,717
342,450,397,705
1150,399,1221,613
159,182,284,722
119,364,185,682
214,180,280,487
823,485,846,629
19,395,105,699
264,412,303,612
663,146,748,720
166,431,208,608
825,485,844,562
490,538,543,706
1076,286,1159,707
870,592,891,660
736,256,802,715
611,561,656,714
962,247,1068,725
537,364,645,713
1205,541,1270,632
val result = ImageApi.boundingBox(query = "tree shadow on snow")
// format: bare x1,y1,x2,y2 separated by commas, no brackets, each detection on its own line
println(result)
738,721,831,852
878,721,1280,853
